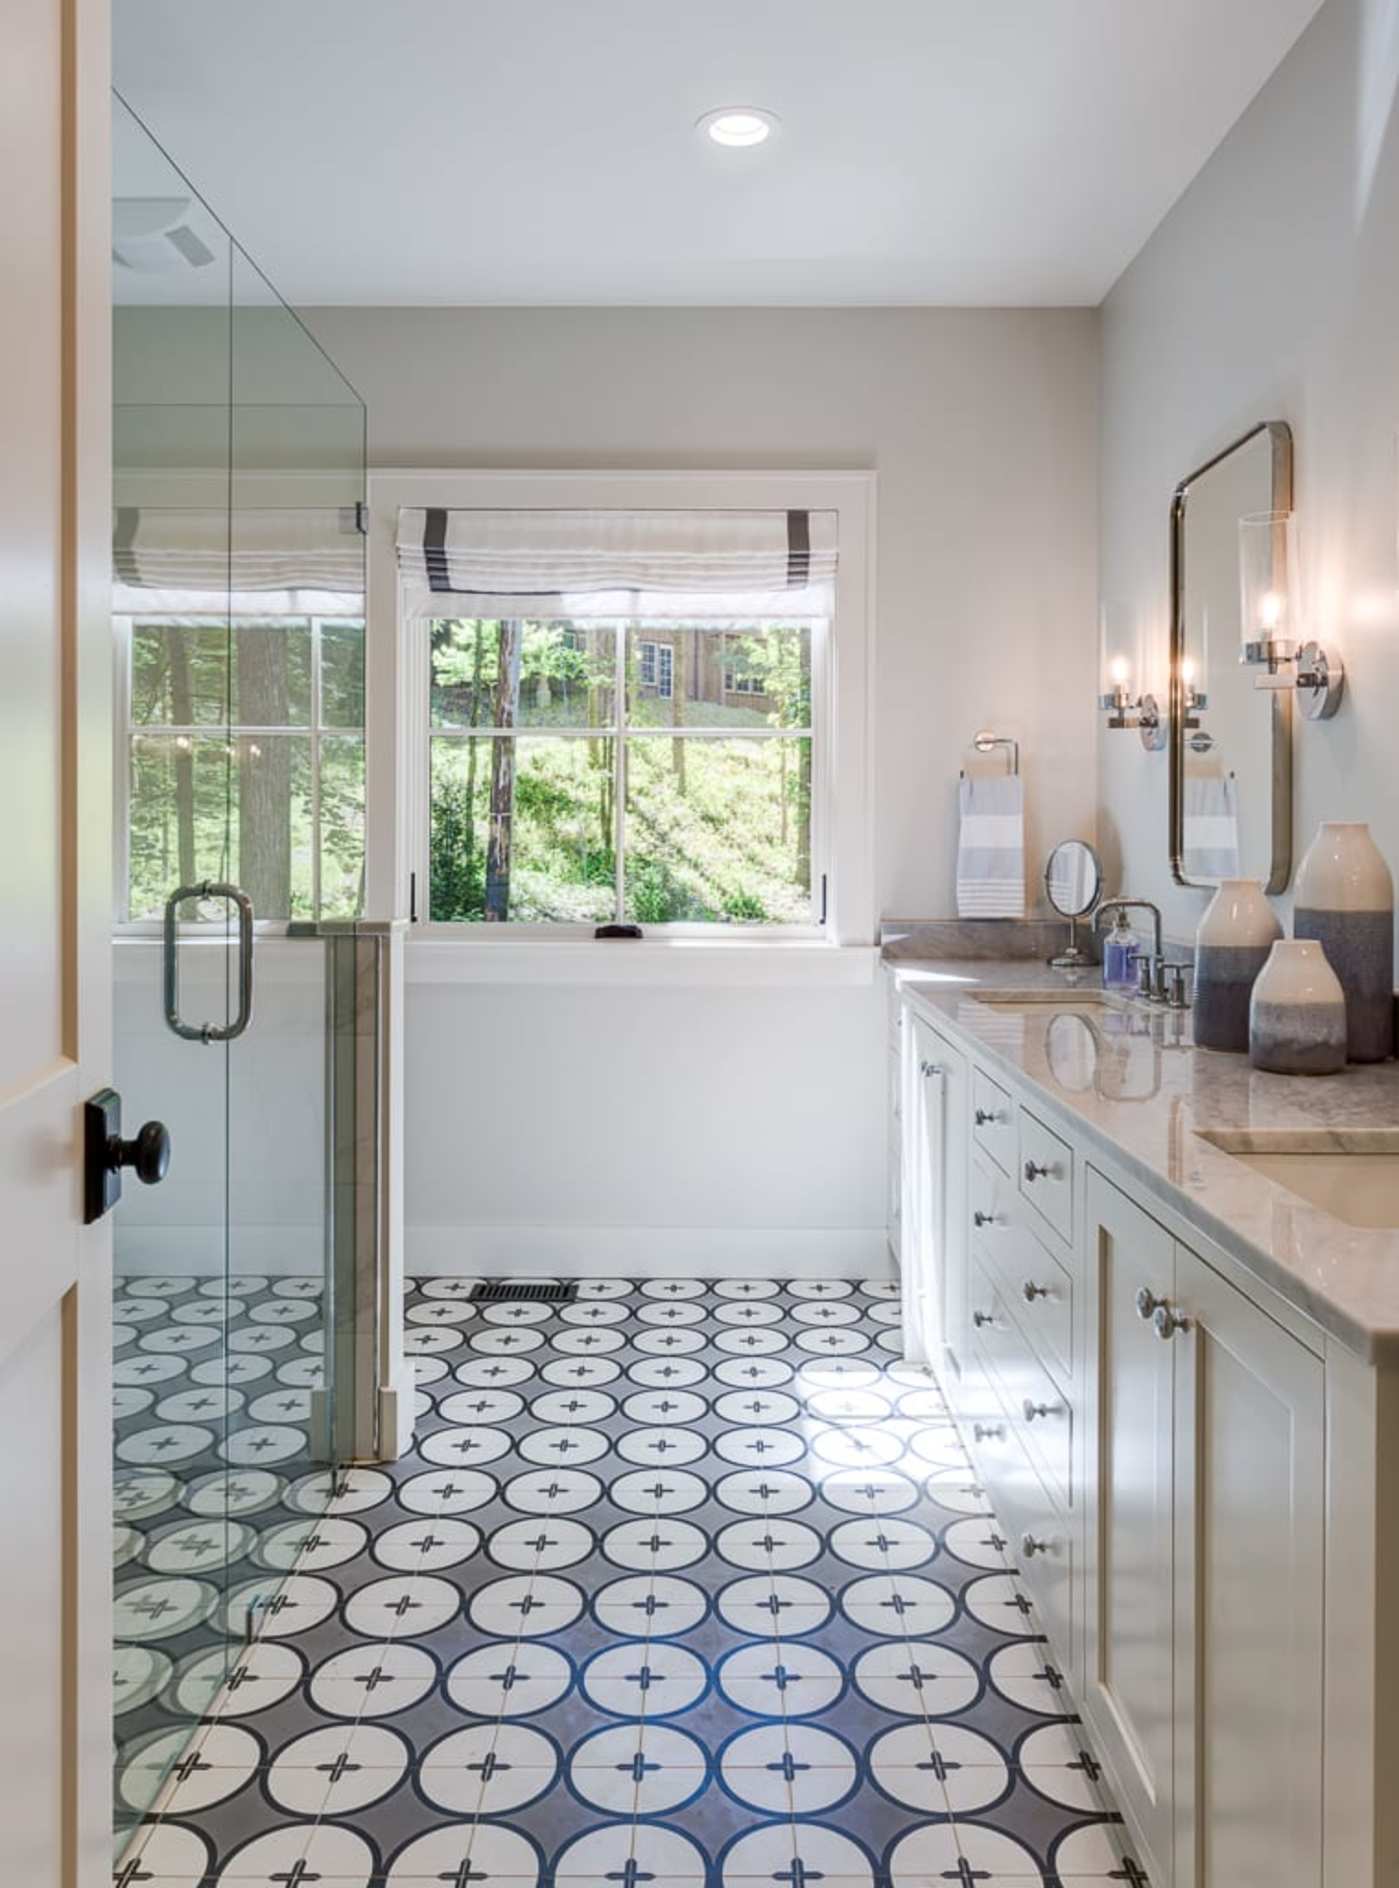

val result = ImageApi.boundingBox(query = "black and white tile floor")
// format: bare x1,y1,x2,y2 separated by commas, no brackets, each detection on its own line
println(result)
114,1276,1148,1887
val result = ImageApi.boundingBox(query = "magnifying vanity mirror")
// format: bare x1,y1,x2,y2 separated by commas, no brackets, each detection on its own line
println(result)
1170,420,1293,892
1044,839,1103,969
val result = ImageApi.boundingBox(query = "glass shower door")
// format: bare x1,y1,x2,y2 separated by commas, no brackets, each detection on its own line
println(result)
111,92,366,1863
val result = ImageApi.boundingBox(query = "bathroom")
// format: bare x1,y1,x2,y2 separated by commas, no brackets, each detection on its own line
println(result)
8,2,1399,1885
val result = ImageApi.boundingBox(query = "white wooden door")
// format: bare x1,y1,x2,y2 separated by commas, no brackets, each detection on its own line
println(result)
906,1016,968,1369
0,2,112,1882
1082,1171,1176,1881
1170,1243,1324,1888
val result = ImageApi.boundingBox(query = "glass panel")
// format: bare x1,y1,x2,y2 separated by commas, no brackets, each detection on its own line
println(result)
319,735,367,917
626,624,812,730
431,618,617,729
623,736,813,924
431,734,618,922
320,618,366,728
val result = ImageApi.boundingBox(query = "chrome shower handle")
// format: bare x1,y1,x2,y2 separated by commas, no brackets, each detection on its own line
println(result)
163,880,255,1043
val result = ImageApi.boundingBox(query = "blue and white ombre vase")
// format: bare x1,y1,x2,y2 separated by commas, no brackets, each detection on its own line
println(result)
1293,822,1394,1063
1249,939,1347,1076
1192,879,1282,1053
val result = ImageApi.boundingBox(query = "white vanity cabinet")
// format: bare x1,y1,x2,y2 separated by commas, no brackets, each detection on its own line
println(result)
890,979,1348,1888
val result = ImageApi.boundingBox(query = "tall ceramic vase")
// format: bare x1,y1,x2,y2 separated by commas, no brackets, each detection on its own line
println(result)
1249,939,1347,1075
1193,879,1283,1052
1294,822,1395,1063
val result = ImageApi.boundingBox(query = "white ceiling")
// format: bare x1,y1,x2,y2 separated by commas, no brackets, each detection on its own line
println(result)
113,0,1323,308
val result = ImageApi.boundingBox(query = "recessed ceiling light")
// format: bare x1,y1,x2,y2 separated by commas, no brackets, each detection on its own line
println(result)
698,106,778,149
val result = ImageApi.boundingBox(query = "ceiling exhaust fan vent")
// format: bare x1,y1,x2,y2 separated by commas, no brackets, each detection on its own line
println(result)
113,196,216,272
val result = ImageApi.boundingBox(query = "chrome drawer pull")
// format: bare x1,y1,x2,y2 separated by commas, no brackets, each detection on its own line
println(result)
920,1058,945,1077
971,1310,995,1329
1153,1303,1191,1341
1021,1532,1050,1559
1022,1398,1059,1423
1021,1280,1051,1303
1135,1287,1167,1321
1023,1159,1054,1182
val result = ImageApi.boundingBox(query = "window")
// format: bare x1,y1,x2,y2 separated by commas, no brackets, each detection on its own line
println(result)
426,618,816,926
119,615,366,922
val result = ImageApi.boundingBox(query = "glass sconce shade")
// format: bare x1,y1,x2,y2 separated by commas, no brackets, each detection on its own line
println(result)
1239,510,1301,663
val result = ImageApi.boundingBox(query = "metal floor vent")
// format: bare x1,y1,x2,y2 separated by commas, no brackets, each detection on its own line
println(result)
469,1280,580,1305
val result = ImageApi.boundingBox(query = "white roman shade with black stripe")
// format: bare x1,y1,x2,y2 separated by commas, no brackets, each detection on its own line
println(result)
112,506,365,614
395,507,838,621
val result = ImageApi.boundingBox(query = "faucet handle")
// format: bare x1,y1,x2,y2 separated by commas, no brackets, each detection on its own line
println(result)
1136,955,1155,999
1162,962,1191,1009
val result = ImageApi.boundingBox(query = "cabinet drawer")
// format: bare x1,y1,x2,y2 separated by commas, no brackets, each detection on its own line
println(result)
963,1331,1075,1669
967,1259,1073,1505
971,1162,1074,1384
971,1067,1016,1176
1018,1105,1074,1244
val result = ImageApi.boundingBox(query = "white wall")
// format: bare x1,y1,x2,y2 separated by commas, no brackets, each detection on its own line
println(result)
1100,0,1399,950
292,305,1099,1275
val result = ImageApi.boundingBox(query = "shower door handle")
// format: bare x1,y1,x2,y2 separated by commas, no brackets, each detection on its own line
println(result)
163,880,255,1043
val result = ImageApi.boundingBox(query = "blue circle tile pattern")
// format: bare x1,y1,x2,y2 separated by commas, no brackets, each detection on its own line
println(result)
112,1274,1149,1887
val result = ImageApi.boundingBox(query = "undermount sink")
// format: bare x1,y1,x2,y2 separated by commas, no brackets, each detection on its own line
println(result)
972,990,1122,1010
1197,1130,1399,1230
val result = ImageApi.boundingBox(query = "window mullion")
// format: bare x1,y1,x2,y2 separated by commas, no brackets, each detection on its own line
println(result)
310,617,323,919
614,620,627,923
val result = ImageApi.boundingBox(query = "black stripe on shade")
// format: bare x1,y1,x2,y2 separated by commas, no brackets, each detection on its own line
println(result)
423,507,451,592
786,509,810,587
113,506,141,584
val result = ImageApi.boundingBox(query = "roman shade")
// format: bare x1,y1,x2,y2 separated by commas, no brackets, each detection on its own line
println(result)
395,506,838,621
112,505,365,614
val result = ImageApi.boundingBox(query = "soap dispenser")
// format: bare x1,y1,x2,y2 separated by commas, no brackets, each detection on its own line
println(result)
1102,908,1141,994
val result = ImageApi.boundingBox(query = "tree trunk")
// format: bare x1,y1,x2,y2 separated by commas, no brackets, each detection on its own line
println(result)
165,627,197,889
484,620,523,920
235,627,291,917
463,623,484,890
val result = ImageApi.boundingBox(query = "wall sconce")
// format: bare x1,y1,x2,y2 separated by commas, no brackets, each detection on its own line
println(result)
1098,601,1166,750
1238,510,1345,719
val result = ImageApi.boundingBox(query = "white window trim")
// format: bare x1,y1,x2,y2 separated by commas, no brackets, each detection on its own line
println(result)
364,469,876,977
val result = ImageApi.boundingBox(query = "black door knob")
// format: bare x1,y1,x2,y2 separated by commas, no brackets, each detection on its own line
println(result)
109,1120,171,1186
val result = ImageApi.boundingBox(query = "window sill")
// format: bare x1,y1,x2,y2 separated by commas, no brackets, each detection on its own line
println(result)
403,936,879,988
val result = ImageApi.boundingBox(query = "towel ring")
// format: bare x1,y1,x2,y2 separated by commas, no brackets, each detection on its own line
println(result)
962,730,1019,778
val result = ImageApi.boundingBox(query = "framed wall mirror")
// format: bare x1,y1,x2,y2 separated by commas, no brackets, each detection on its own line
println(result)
1169,419,1293,892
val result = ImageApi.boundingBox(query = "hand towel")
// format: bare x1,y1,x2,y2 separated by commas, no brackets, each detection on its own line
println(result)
1182,771,1240,880
957,772,1026,918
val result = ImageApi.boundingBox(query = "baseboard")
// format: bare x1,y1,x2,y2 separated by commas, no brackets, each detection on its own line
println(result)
405,1225,891,1279
114,1227,323,1278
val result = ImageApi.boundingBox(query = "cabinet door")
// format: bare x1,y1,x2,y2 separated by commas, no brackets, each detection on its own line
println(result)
904,1016,968,1370
1170,1243,1324,1888
1082,1171,1176,1880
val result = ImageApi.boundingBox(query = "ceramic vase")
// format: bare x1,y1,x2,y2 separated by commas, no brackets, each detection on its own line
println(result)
1249,938,1347,1076
1293,821,1394,1063
1192,879,1283,1053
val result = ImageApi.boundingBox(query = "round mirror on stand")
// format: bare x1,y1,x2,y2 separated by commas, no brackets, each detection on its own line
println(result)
1044,839,1104,970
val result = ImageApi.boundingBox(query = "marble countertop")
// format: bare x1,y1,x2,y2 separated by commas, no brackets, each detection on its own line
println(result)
888,957,1399,1363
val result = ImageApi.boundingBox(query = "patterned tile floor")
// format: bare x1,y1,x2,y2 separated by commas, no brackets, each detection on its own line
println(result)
114,1276,1148,1887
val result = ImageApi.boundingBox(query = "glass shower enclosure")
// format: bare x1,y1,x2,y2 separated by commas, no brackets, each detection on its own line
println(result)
110,93,374,1858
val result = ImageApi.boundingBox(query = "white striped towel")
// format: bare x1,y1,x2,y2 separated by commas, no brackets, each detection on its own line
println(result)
957,772,1026,918
1182,772,1240,880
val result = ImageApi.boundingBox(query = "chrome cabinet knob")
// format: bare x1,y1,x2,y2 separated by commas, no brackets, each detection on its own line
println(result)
1022,1398,1057,1423
1153,1303,1191,1341
1021,1532,1049,1559
974,1108,1000,1127
920,1059,945,1077
973,1210,997,1229
1135,1287,1167,1321
1021,1280,1050,1303
971,1310,994,1329
1023,1159,1053,1182
972,1422,1005,1443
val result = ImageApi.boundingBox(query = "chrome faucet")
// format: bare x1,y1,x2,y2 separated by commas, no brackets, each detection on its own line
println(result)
1092,898,1188,1005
